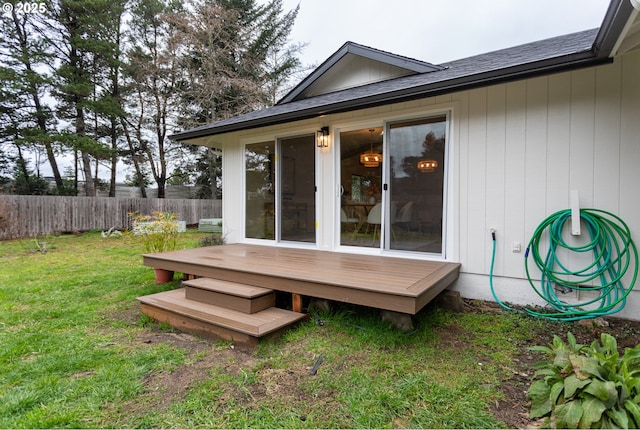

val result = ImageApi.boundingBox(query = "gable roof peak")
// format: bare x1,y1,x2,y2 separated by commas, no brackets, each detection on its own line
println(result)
337,41,444,72
278,41,445,105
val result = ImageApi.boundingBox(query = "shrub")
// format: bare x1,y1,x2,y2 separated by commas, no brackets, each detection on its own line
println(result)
129,211,179,253
528,332,640,428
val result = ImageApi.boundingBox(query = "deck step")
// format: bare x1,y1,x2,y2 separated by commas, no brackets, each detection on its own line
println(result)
182,278,275,314
137,288,306,345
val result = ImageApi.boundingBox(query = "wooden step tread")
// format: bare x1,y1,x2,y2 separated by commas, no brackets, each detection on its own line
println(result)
182,278,273,298
138,288,305,337
185,285,275,314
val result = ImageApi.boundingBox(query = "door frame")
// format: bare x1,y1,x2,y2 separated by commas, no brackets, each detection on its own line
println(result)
241,131,320,248
276,133,318,246
382,113,451,256
333,108,453,259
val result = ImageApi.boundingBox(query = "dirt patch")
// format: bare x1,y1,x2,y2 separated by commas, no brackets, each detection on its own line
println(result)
111,300,640,428
112,327,259,419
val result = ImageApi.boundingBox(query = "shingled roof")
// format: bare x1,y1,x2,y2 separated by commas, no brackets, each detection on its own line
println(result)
171,0,634,142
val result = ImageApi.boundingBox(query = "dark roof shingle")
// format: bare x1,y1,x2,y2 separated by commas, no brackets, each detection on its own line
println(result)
172,28,602,141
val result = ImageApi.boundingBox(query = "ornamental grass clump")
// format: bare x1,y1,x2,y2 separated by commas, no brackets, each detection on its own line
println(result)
528,332,640,429
130,211,179,253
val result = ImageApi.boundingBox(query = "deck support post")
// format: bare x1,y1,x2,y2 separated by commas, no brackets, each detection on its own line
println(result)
292,293,302,313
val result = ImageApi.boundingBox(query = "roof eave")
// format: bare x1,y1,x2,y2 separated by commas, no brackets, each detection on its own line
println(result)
592,0,635,57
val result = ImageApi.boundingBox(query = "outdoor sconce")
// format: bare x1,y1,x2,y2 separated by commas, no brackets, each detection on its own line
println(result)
316,126,330,148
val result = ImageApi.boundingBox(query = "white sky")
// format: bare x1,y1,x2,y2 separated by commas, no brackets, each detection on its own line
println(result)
281,0,611,68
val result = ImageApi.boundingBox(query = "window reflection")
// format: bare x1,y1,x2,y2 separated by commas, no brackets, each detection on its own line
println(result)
245,142,275,239
388,116,446,253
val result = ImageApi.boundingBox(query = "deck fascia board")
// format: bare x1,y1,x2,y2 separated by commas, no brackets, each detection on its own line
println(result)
142,244,460,314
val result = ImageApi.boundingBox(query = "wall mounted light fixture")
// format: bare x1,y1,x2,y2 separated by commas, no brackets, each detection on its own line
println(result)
316,126,329,148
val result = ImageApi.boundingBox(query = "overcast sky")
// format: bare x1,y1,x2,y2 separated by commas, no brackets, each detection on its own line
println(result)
280,0,611,68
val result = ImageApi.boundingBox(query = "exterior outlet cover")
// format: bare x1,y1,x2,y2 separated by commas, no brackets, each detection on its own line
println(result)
512,242,522,253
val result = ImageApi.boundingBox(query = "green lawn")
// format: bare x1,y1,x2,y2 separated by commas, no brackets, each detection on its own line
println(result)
0,230,552,428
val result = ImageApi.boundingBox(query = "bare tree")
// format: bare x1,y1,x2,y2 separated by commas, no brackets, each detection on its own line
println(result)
123,0,188,198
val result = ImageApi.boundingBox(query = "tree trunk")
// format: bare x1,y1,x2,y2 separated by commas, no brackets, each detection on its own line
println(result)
77,102,95,197
81,151,95,196
108,116,118,197
156,178,166,199
121,120,147,198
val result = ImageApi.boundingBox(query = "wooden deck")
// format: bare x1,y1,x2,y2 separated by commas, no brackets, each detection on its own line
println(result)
142,244,461,315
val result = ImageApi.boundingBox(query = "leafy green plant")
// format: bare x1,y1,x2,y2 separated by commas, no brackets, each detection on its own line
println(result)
528,332,640,428
130,211,179,253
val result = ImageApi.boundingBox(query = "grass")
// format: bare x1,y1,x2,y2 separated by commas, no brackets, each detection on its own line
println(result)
0,230,552,428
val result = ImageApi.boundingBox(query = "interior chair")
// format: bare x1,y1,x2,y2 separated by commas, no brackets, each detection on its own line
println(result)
394,201,414,232
341,208,361,237
367,202,397,245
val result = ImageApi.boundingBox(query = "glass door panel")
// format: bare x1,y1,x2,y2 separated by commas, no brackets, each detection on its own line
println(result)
339,127,383,247
387,116,447,254
245,142,275,239
279,135,316,243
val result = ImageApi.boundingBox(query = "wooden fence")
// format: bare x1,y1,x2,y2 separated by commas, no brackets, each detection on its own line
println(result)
0,195,222,240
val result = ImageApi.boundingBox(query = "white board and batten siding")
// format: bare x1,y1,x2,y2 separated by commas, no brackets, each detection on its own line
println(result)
453,49,640,320
303,55,417,98
214,49,640,320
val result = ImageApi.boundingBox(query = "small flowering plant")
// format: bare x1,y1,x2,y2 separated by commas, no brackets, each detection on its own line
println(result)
130,211,179,253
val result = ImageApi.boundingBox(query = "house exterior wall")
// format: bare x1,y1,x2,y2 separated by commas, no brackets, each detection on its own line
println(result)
218,48,640,320
454,49,640,320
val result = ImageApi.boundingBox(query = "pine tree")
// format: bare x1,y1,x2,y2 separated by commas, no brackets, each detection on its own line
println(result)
49,0,115,196
0,2,69,194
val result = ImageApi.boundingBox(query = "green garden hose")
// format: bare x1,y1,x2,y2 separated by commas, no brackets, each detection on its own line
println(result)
490,209,638,321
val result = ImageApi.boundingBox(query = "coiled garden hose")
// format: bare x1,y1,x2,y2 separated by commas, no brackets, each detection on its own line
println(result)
490,209,638,321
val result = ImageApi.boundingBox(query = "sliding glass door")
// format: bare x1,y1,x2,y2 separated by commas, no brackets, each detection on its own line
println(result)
387,116,447,253
245,142,275,240
339,127,383,248
337,116,447,254
245,135,316,243
279,135,316,243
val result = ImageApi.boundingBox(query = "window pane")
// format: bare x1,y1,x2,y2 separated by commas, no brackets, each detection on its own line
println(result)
245,142,275,239
339,127,383,248
280,135,316,243
388,116,446,253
